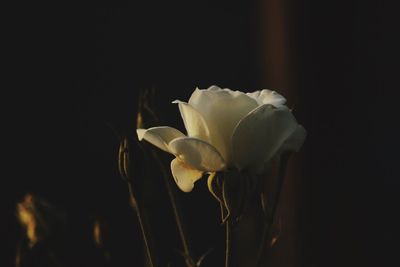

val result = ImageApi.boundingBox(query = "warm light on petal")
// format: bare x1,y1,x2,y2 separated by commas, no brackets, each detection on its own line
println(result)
171,158,204,192
246,89,286,107
136,126,185,153
232,105,298,171
169,137,225,171
187,86,258,165
172,100,210,142
136,86,305,191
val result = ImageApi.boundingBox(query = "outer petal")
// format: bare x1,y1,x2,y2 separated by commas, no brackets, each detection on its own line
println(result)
171,158,203,192
187,86,258,165
277,124,306,154
136,126,185,153
232,105,298,171
246,89,286,107
172,100,210,142
168,137,225,172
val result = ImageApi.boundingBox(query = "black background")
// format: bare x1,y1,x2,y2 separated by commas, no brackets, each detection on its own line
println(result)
4,2,398,267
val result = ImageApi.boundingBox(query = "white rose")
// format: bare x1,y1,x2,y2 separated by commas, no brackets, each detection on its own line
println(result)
137,85,306,192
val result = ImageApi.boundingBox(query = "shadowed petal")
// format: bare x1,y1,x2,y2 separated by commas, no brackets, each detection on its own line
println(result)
232,105,298,171
169,137,225,171
137,126,185,153
278,124,307,154
171,158,203,192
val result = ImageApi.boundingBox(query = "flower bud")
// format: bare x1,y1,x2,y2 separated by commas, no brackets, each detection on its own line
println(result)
17,194,38,247
16,194,66,248
118,137,131,182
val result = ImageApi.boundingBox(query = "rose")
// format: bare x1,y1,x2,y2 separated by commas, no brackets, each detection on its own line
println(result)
137,85,305,192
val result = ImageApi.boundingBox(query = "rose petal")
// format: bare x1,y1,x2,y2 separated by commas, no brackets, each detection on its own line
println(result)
207,85,221,91
246,89,286,107
172,100,210,142
168,137,225,171
171,158,203,192
136,126,185,153
188,86,258,165
278,124,306,154
232,105,298,171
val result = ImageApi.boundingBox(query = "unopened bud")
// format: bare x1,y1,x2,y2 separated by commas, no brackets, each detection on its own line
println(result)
136,111,144,129
16,194,65,248
118,137,131,182
17,194,38,247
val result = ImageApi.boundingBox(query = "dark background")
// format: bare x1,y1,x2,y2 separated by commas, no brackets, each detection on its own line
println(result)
4,2,398,267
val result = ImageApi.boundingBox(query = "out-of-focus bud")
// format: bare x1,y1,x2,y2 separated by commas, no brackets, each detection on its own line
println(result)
16,194,66,248
17,194,38,247
118,137,139,210
92,218,112,263
136,111,144,129
269,217,282,248
136,88,160,130
118,136,153,211
118,137,131,182
260,192,270,219
93,219,103,248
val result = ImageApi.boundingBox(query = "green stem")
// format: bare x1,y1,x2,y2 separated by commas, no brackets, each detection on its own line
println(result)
128,183,157,267
255,155,289,267
151,150,195,267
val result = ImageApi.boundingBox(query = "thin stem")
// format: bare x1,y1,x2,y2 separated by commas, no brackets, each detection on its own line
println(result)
255,155,289,267
150,150,195,267
225,220,232,267
128,183,157,267
255,220,269,267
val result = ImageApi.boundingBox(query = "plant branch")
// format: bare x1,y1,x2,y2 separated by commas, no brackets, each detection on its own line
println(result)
150,150,195,267
255,154,290,267
128,182,157,267
225,219,232,267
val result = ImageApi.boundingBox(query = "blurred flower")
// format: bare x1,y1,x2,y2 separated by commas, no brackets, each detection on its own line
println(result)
93,219,103,248
17,194,38,247
16,193,67,245
137,86,305,192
